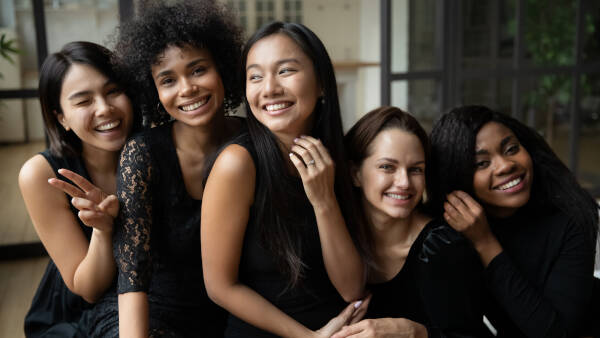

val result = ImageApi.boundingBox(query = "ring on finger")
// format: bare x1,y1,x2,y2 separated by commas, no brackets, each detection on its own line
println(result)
307,159,316,166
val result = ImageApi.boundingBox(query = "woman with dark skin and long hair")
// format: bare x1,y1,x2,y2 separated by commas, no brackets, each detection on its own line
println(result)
95,1,246,336
429,105,598,337
19,41,136,337
332,106,490,338
201,22,366,337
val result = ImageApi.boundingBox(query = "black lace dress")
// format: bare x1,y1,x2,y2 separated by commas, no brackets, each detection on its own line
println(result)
23,150,93,338
110,121,227,337
223,134,347,338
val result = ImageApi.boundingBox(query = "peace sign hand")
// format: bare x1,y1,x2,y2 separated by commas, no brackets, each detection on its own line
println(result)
48,168,119,233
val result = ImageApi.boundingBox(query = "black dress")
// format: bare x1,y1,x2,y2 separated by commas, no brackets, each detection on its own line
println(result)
110,121,228,337
484,206,595,338
23,150,93,338
224,134,346,338
365,219,492,338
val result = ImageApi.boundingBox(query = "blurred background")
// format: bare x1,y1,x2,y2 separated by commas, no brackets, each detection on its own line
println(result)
1,0,599,336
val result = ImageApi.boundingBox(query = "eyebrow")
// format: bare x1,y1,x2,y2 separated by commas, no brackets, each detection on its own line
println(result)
155,57,208,79
475,135,513,155
67,79,111,100
246,58,300,71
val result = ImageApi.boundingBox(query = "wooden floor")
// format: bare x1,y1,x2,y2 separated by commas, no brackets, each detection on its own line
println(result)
0,257,49,338
0,141,45,245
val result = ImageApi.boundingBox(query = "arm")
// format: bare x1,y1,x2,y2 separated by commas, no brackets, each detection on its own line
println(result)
290,136,365,301
445,191,593,337
202,145,317,337
19,155,115,303
114,139,154,338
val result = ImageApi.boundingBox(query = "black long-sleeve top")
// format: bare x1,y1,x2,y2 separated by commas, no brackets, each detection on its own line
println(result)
484,206,595,338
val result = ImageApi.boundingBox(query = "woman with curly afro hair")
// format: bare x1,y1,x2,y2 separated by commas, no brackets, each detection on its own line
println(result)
89,1,246,336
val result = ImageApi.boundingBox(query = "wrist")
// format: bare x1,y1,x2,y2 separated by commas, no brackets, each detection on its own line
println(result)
92,227,113,240
473,234,502,266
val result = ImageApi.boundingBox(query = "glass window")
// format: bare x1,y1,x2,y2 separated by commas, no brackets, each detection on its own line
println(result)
578,73,600,193
391,79,439,130
461,78,512,115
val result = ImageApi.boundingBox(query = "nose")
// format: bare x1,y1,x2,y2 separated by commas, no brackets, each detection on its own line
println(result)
494,155,516,175
394,169,410,189
179,78,197,97
262,74,283,97
95,97,111,116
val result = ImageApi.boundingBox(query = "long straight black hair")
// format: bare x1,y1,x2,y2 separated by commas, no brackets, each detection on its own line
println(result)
429,105,598,246
241,22,367,288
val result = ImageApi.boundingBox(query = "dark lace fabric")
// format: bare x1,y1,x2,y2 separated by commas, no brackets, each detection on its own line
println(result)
24,150,93,338
365,219,492,338
223,133,346,338
109,121,227,337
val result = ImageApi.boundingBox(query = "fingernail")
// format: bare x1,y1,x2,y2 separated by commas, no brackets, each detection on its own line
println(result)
293,138,300,143
289,153,293,157
300,135,307,138
354,300,362,308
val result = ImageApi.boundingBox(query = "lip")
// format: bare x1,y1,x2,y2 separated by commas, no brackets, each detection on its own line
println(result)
261,100,294,116
94,119,121,132
383,191,413,205
493,173,527,193
178,95,211,113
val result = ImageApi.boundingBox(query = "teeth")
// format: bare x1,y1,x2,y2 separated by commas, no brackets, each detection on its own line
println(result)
181,98,208,111
385,193,410,200
96,120,120,131
496,177,522,190
265,102,291,111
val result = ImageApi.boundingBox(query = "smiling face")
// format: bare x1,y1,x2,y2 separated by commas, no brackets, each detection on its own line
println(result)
57,63,133,153
151,45,224,127
354,128,426,224
472,121,533,217
245,33,321,138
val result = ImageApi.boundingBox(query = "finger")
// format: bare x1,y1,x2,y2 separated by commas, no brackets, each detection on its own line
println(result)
331,322,366,338
71,197,98,211
446,193,471,217
294,136,325,166
301,135,333,166
350,294,372,324
454,191,482,212
98,195,119,218
48,178,85,198
78,210,105,224
289,153,308,179
58,168,96,193
290,144,317,170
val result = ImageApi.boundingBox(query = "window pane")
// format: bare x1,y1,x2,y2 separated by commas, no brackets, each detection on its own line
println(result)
0,0,39,90
391,79,439,130
0,99,45,245
520,74,572,165
578,73,600,197
461,0,515,70
582,1,600,65
392,0,440,73
461,78,512,115
524,0,576,67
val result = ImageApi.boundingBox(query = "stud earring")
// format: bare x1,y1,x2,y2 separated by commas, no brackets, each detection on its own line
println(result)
320,96,326,105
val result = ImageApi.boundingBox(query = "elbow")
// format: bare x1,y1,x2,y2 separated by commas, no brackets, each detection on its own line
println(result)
339,287,364,303
204,279,226,307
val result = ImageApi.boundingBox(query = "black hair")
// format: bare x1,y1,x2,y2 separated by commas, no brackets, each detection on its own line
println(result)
113,0,244,127
344,106,430,270
429,105,598,245
241,21,367,288
39,41,138,157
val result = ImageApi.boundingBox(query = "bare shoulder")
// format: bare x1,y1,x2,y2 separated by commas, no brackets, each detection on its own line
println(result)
18,154,55,191
212,144,256,177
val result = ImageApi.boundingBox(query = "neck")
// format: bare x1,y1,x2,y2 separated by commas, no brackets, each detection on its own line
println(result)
173,114,226,156
81,144,119,176
367,205,426,249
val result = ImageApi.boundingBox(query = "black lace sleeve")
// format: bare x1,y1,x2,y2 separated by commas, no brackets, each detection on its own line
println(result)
114,136,154,294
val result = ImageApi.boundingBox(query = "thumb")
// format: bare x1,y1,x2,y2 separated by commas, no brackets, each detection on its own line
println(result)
98,195,119,217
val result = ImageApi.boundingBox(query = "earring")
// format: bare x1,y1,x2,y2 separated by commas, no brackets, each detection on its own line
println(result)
320,96,326,105
157,102,164,113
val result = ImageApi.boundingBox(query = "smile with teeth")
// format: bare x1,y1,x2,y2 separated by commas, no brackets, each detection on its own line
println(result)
264,102,292,111
95,120,120,131
385,192,411,200
495,176,523,190
180,97,209,111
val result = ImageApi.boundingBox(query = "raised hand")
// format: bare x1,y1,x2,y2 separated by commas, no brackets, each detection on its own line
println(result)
289,135,336,207
48,168,118,233
443,190,502,266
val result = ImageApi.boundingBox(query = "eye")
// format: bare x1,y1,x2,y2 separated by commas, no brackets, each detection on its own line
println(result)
248,73,262,82
107,86,123,96
279,67,296,75
475,160,490,169
192,66,207,76
378,163,394,172
159,77,174,86
75,99,91,106
409,167,424,174
505,144,520,155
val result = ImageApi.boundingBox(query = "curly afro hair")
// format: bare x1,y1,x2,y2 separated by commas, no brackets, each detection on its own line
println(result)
113,0,244,127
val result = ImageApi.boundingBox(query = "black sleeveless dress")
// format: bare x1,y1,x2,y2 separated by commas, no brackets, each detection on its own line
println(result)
23,150,93,338
224,133,347,338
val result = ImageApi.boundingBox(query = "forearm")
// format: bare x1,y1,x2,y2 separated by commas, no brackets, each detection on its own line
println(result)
208,282,312,338
73,228,116,303
471,233,503,267
313,198,365,301
118,291,149,338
